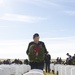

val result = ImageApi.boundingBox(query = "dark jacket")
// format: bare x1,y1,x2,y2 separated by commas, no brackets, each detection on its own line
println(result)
45,54,51,63
26,41,48,55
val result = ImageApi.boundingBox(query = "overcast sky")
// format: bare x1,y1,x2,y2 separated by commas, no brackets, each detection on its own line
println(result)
0,0,75,59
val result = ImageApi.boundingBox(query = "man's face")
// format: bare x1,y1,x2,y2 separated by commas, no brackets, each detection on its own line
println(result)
33,37,39,43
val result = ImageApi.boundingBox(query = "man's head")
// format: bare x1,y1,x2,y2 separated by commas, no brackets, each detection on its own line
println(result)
33,33,40,43
66,53,69,56
74,54,75,56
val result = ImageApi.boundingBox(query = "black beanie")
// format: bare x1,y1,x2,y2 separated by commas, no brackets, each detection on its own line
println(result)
33,33,39,39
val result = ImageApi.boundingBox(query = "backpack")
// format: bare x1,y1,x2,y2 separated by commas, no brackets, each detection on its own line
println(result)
28,44,45,62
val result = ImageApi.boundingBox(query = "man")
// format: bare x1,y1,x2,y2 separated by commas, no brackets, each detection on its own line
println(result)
72,54,75,59
66,53,72,65
59,57,62,64
26,33,48,70
72,54,75,65
66,58,69,65
24,59,29,65
45,53,51,73
56,57,59,63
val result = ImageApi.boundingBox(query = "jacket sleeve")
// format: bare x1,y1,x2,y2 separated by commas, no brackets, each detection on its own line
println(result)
42,42,48,54
26,43,31,55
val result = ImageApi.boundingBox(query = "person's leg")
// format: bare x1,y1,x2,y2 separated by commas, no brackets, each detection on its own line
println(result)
48,63,50,73
36,62,38,69
52,70,54,74
45,63,48,73
30,62,36,69
37,61,44,70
